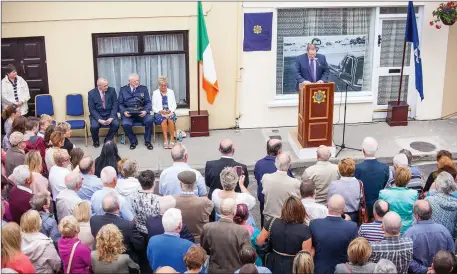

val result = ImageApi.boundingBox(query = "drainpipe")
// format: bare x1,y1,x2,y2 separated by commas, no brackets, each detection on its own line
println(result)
234,2,243,128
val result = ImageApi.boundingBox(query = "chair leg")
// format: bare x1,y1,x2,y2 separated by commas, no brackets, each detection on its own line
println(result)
153,125,156,143
84,124,88,147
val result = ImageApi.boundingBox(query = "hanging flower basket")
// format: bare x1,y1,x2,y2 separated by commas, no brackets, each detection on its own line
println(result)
430,2,457,29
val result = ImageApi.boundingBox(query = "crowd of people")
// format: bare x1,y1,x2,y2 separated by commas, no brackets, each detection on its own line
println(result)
1,106,457,274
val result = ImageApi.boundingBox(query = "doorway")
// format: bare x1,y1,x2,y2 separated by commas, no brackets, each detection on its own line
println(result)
1,37,49,117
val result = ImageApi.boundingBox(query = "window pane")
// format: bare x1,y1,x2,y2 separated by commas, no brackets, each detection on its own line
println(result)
97,36,138,55
277,8,375,94
380,7,418,14
97,54,187,106
377,75,408,105
144,34,184,52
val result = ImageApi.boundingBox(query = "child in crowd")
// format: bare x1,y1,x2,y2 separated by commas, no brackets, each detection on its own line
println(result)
29,192,61,245
37,114,53,138
55,121,74,153
1,104,20,150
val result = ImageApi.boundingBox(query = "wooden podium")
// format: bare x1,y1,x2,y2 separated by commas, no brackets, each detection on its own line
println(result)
297,82,335,148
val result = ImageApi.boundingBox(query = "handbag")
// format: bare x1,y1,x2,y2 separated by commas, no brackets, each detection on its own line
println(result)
67,241,80,274
357,180,369,225
257,217,276,264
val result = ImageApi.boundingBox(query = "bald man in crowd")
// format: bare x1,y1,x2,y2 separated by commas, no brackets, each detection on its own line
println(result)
254,138,294,227
77,156,103,200
205,139,249,220
369,211,413,274
310,194,358,274
302,145,339,204
88,77,119,148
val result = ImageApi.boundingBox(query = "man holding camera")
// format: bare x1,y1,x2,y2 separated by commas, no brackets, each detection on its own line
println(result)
118,73,154,150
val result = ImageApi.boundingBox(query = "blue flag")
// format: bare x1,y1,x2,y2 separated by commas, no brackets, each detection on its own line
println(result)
243,12,273,51
405,1,424,101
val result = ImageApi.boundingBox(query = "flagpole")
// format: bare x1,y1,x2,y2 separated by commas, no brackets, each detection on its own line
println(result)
197,62,201,115
397,41,407,105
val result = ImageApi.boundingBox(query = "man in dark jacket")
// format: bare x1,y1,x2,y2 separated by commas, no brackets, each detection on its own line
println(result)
90,192,144,263
88,78,119,148
355,136,389,219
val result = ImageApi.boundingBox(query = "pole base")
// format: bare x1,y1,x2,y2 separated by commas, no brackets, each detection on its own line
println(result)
386,101,409,127
189,110,210,137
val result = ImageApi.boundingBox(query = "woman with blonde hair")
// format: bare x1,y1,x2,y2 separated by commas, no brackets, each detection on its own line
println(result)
152,76,178,149
292,250,314,274
1,222,35,273
334,237,376,273
55,121,74,153
20,210,61,273
44,131,67,172
73,201,94,249
379,166,418,234
57,215,91,273
24,150,49,194
91,224,139,273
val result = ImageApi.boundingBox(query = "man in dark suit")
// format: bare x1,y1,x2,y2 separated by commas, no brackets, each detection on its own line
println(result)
118,73,153,150
293,43,330,91
310,194,358,274
205,139,249,203
355,137,389,219
88,78,119,148
90,192,144,263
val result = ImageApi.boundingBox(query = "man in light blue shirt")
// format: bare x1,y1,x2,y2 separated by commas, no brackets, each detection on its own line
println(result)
91,166,134,221
159,143,207,196
77,156,103,200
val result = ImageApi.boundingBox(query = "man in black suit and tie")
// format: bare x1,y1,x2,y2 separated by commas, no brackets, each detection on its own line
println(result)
205,139,249,220
90,192,144,263
293,43,330,91
88,78,119,147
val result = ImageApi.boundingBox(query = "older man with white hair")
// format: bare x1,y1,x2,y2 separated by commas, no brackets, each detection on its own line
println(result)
118,73,154,150
302,145,339,204
88,77,119,148
8,165,33,223
386,153,423,190
147,208,194,273
48,149,71,201
55,172,83,219
369,211,413,274
201,198,251,273
90,166,134,221
355,137,389,219
374,259,398,274
262,152,301,224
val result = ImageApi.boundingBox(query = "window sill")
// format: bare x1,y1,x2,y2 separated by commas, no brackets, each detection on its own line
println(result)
268,94,373,108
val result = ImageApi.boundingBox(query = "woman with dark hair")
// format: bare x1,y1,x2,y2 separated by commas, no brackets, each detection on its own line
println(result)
2,104,20,150
234,204,263,266
11,115,27,134
44,124,55,147
1,175,13,222
256,196,312,274
70,147,84,172
235,247,271,274
94,141,121,177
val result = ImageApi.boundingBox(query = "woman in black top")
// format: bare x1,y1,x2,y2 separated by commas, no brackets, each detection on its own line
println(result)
94,141,121,177
55,122,74,154
256,196,313,274
423,150,454,192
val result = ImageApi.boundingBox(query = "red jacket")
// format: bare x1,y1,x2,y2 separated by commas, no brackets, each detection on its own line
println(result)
25,136,48,177
1,252,36,274
8,185,33,224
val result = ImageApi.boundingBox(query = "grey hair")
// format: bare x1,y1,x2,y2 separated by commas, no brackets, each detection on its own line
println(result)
171,143,187,162
102,192,120,213
374,259,398,274
53,149,70,167
435,171,457,195
393,153,408,167
362,137,378,156
316,145,331,161
100,166,117,185
382,211,402,235
158,76,168,85
12,165,31,186
275,152,292,171
128,73,139,81
220,198,237,216
121,160,139,178
219,167,238,191
96,77,107,86
30,192,50,210
159,196,176,215
399,149,413,165
162,208,182,233
181,180,196,192
413,200,432,220
65,172,82,190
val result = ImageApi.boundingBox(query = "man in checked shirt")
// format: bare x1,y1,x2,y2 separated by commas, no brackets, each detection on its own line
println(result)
369,211,413,274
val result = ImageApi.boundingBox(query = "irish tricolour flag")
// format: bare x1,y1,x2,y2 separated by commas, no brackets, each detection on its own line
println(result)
198,1,219,104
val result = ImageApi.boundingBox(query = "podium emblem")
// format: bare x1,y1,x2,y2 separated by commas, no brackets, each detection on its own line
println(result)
312,90,326,104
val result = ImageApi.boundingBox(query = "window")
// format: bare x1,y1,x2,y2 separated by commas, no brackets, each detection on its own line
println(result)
92,31,189,107
276,8,375,94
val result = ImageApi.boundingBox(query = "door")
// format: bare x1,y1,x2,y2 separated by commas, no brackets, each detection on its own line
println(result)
372,17,418,119
1,37,49,116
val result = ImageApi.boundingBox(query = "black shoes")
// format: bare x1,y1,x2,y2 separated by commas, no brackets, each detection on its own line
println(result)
93,142,100,148
146,142,154,150
130,141,138,150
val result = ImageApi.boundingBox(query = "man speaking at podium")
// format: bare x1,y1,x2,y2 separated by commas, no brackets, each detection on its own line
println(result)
293,43,330,91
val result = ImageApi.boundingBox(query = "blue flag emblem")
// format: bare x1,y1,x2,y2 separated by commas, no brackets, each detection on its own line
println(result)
405,1,424,101
243,12,273,51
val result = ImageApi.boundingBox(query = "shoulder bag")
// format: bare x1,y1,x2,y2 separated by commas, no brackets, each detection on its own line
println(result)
257,217,276,265
357,180,369,225
67,241,80,274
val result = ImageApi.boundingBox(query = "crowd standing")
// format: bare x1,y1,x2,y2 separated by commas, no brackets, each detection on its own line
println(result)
1,64,456,274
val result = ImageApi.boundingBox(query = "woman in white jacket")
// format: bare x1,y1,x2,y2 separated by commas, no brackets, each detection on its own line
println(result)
20,210,62,273
1,65,30,116
152,76,177,149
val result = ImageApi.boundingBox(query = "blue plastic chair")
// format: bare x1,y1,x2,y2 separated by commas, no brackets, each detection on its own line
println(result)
35,94,54,118
66,94,88,147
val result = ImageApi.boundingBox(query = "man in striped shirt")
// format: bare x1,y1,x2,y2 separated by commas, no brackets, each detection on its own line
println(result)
359,200,389,242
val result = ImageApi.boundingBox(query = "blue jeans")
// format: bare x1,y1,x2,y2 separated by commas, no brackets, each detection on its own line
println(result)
90,117,119,144
121,113,153,143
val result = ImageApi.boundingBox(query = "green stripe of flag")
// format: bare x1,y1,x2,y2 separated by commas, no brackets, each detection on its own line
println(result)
197,1,209,62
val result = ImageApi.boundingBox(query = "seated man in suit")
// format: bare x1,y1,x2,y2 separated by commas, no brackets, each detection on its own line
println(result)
118,73,154,150
293,43,329,91
88,78,120,148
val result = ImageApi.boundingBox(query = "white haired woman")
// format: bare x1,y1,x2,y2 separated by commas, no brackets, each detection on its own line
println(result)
212,167,256,226
152,76,177,149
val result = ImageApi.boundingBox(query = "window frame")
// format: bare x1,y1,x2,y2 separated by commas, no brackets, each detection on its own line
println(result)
91,30,190,108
